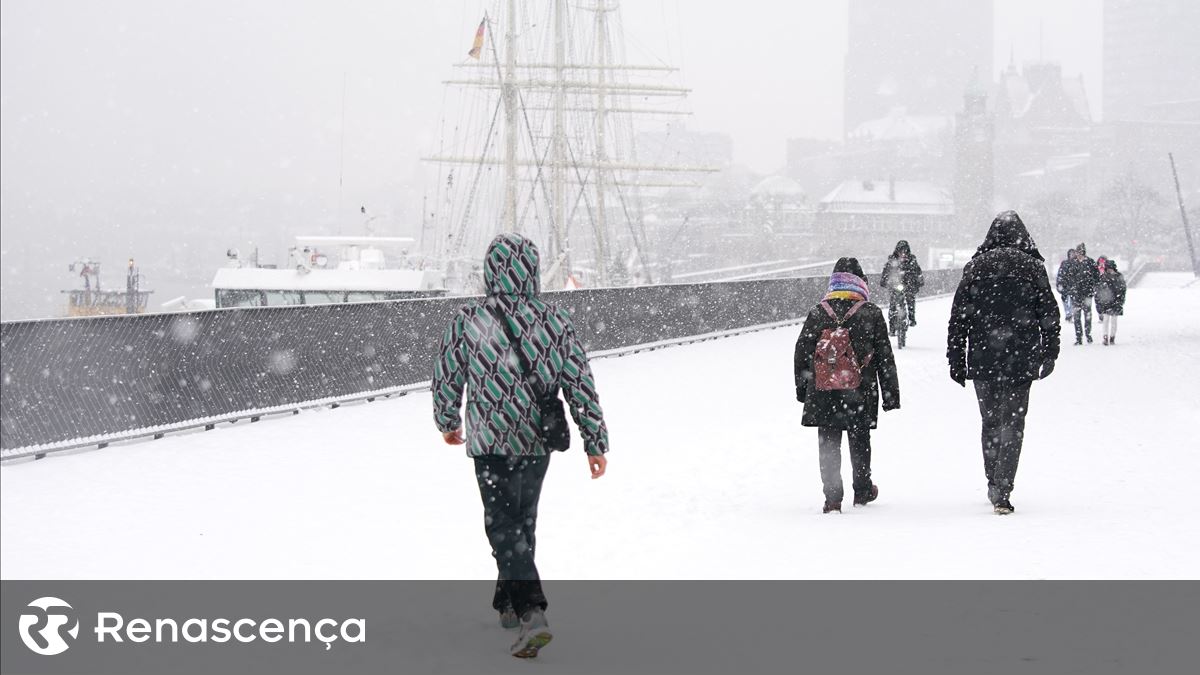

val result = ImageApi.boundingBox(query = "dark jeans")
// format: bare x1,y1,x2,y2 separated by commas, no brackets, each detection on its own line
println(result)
973,379,1031,503
817,427,872,503
1072,296,1093,342
474,455,550,617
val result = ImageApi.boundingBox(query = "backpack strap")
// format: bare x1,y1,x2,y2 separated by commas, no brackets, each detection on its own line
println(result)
484,299,546,400
820,299,867,325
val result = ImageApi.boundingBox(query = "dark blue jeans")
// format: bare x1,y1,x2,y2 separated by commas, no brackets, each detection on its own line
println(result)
474,454,550,617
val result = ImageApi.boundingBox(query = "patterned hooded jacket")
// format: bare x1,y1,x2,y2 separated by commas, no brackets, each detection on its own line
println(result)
432,234,609,457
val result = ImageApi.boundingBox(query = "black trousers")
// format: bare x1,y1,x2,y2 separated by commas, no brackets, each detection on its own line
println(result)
474,455,550,617
817,427,872,503
973,379,1031,503
1072,295,1093,342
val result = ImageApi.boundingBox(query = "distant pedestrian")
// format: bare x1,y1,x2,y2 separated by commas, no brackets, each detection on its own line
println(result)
880,240,924,333
1094,258,1127,345
795,257,900,514
1063,243,1100,345
1055,249,1075,322
432,233,610,658
947,211,1060,515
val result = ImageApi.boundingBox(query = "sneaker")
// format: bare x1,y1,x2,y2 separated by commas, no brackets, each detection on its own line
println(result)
499,605,520,630
853,484,879,506
1086,335,1093,344
510,609,553,658
1102,335,1109,345
822,501,842,514
993,499,1015,515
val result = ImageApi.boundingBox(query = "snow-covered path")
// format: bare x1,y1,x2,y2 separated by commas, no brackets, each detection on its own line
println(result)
3,275,1198,579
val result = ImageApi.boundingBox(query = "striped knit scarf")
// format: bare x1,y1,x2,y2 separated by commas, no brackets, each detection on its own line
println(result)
823,271,869,302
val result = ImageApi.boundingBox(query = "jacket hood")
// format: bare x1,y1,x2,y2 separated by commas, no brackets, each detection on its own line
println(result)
1105,259,1120,272
892,240,911,257
975,210,1044,261
832,256,866,279
483,233,541,297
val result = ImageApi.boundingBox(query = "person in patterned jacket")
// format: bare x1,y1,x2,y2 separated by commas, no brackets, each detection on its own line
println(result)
432,232,608,658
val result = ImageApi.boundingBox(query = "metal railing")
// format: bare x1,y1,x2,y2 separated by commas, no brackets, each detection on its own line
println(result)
1,269,962,459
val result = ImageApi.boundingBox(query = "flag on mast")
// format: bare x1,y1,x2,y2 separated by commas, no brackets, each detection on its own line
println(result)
467,17,486,59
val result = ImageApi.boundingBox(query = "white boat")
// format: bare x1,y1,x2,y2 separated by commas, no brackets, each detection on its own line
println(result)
210,236,445,309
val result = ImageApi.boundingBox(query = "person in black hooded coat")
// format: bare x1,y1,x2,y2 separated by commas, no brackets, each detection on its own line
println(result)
880,240,924,331
947,211,1060,514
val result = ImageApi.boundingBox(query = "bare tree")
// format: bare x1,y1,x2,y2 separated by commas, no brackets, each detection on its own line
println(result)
1097,170,1167,264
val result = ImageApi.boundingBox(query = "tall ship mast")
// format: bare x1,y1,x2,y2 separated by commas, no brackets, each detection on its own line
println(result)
422,0,716,292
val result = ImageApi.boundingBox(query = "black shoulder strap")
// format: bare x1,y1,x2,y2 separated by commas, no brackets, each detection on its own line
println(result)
484,300,544,397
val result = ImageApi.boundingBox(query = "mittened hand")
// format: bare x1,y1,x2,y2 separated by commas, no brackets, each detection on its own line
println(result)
443,428,465,445
950,368,967,387
1039,360,1056,380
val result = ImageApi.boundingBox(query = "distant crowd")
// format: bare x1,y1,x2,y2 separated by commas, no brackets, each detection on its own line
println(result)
1056,243,1128,346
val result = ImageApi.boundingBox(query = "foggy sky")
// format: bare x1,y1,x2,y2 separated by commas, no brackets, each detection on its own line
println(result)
1,0,1102,320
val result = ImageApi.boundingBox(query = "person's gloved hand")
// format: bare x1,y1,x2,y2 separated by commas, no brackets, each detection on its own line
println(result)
950,367,967,388
443,428,465,445
1039,360,1056,380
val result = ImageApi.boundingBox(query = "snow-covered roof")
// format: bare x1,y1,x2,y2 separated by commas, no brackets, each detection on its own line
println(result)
212,267,443,292
848,110,952,142
750,175,806,198
819,179,954,216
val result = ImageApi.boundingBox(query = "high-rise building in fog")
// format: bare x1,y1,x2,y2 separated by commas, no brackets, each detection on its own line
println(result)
844,0,994,136
1103,0,1200,122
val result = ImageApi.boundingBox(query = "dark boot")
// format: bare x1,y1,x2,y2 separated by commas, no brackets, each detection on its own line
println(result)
823,501,842,514
853,484,879,506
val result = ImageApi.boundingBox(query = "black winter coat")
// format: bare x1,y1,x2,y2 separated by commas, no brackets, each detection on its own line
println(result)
1094,271,1127,315
794,299,900,430
881,255,923,295
1061,256,1099,300
947,212,1061,383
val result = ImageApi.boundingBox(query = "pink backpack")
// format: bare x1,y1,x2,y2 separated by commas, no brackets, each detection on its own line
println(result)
814,300,872,391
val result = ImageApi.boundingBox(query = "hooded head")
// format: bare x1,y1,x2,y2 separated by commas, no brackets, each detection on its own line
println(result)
483,233,541,297
975,210,1044,261
892,240,912,258
825,257,870,301
833,256,866,279
1076,243,1087,256
1105,259,1119,273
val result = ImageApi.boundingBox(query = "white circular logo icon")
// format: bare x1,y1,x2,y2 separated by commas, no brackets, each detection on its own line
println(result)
18,597,79,656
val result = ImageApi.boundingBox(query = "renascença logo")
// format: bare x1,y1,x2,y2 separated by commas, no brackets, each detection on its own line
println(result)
18,597,80,656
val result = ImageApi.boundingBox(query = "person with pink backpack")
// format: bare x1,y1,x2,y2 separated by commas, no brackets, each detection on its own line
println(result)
794,257,901,514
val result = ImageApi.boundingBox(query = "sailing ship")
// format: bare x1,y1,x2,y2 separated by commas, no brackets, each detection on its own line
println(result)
421,0,716,292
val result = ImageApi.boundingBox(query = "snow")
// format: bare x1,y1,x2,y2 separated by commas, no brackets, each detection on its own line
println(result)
3,277,1199,580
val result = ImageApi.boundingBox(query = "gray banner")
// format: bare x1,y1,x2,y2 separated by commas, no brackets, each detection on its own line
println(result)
1,581,1194,675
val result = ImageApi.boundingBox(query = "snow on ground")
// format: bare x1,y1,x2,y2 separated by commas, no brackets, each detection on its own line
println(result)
3,274,1198,579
